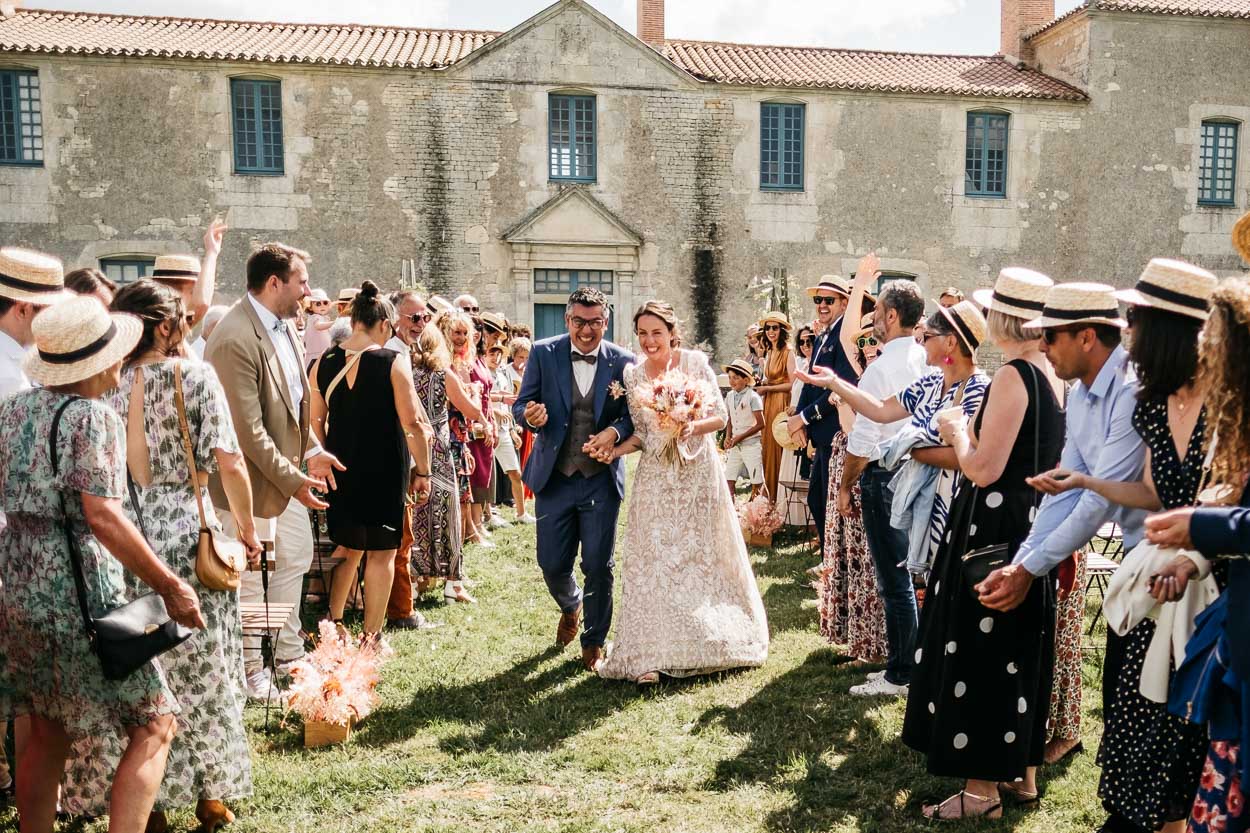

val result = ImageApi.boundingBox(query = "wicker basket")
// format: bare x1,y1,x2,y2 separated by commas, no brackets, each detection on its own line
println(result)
304,719,354,748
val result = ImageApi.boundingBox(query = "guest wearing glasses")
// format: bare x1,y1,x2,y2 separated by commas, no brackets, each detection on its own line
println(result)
302,289,335,365
778,324,816,526
455,294,481,315
755,311,795,506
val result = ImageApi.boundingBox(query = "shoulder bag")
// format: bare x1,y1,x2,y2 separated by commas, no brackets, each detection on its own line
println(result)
961,362,1042,599
51,396,192,681
172,360,248,592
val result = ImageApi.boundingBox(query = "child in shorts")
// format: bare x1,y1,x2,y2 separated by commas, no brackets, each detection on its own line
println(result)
722,359,765,497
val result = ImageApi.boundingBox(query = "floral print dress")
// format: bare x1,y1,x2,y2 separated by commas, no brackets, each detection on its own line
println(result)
62,361,252,814
0,390,179,739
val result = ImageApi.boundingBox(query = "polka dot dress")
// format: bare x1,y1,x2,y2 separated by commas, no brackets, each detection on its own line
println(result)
902,360,1065,782
1096,397,1215,829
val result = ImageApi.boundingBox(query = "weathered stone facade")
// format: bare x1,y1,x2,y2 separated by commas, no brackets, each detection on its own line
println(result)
0,0,1247,356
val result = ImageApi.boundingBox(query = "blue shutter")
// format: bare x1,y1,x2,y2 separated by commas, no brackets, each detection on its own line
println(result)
232,79,284,175
0,70,44,166
549,94,596,182
965,112,1009,198
1199,120,1239,206
760,102,804,190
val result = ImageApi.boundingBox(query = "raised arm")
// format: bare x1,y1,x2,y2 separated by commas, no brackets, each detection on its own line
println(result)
190,218,226,326
840,253,878,377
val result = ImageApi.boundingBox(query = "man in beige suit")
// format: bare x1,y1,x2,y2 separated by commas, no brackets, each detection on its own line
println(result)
206,242,344,699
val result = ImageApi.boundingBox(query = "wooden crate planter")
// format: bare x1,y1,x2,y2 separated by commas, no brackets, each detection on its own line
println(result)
746,530,773,548
304,719,354,748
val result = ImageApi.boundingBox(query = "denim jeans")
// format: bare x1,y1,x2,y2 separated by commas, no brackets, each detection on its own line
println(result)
859,464,918,686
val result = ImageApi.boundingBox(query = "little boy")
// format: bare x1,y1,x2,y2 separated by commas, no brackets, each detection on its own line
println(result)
722,359,765,497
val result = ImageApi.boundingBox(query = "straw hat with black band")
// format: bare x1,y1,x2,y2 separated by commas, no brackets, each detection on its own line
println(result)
856,312,875,337
805,275,877,310
0,247,73,306
150,254,201,283
972,267,1053,321
337,287,360,303
24,296,142,387
479,311,509,334
1113,258,1217,321
757,310,791,331
1022,282,1127,330
723,358,756,383
933,299,987,354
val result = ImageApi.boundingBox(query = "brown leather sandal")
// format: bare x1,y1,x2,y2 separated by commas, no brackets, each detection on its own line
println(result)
921,791,1002,821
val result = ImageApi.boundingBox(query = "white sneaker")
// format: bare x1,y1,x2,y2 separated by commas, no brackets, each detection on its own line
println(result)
866,670,887,682
244,667,285,702
849,675,908,697
488,515,512,529
515,513,537,524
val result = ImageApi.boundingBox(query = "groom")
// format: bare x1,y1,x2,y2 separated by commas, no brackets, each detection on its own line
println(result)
513,287,635,670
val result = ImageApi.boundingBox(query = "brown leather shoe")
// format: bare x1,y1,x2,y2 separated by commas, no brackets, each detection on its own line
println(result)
581,644,605,672
145,812,168,833
556,603,582,647
196,799,236,833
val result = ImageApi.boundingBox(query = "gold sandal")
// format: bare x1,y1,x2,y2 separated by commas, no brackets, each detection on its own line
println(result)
921,791,1002,821
997,781,1041,808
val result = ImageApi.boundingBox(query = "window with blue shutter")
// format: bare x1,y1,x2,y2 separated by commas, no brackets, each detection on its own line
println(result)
1199,120,1239,206
0,69,44,166
99,257,155,286
231,78,284,175
549,94,597,182
760,102,804,191
965,112,1009,198
532,269,614,341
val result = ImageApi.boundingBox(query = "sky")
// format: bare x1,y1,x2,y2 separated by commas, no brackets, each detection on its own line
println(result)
24,0,1087,55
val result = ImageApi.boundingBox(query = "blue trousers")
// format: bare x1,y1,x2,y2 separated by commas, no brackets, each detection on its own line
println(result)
860,464,918,686
808,443,832,552
534,469,620,648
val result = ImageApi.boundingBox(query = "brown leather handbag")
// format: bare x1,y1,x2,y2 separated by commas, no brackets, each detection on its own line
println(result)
173,361,247,591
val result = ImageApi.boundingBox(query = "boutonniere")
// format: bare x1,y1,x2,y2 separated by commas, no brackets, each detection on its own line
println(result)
608,380,626,400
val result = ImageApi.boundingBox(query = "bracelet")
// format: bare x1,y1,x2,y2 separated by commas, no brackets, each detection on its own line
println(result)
413,470,431,477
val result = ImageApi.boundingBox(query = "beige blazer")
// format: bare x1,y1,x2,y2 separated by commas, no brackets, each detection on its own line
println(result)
205,296,311,519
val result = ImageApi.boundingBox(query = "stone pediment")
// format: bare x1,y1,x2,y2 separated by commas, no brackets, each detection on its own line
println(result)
504,188,642,248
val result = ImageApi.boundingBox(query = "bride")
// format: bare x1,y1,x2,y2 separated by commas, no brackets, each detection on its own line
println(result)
596,300,769,684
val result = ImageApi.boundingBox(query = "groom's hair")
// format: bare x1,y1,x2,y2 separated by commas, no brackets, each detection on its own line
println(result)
878,280,925,329
567,287,609,313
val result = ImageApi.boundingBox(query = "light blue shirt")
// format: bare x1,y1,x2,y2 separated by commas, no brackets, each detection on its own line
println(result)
247,292,305,414
1014,345,1146,576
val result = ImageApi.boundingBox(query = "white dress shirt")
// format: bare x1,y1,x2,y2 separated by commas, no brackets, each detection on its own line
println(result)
845,335,928,461
0,329,30,400
248,293,305,413
571,343,601,397
190,335,207,360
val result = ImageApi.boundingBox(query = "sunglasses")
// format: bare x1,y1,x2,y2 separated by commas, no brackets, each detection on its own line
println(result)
404,312,432,324
1125,306,1139,327
764,324,781,331
1041,326,1085,345
812,295,841,306
461,305,480,313
798,337,815,346
921,331,944,342
857,335,878,349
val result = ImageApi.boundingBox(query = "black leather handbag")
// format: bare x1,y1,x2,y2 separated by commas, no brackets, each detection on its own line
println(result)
960,361,1042,600
51,396,192,681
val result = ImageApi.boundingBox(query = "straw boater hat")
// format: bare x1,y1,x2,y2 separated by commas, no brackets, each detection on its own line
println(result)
150,254,201,283
757,311,791,330
1114,258,1217,321
1233,210,1250,265
856,312,875,337
933,299,987,354
337,287,360,303
0,247,73,306
939,286,965,300
722,358,756,382
478,311,509,334
24,296,142,387
804,275,878,310
1022,282,1127,330
973,267,1054,321
771,412,803,450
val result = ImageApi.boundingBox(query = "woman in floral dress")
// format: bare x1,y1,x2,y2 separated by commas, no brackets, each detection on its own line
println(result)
0,291,204,833
63,281,261,833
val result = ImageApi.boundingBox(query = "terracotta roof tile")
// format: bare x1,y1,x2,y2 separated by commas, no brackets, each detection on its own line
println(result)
1092,0,1250,17
663,40,1087,101
0,7,499,68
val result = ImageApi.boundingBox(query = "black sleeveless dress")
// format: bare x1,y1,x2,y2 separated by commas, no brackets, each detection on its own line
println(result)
1097,398,1213,829
902,359,1064,781
316,346,409,551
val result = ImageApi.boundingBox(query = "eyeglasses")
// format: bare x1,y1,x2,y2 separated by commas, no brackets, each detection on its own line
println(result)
857,335,878,349
569,317,606,331
813,295,841,306
404,312,432,324
921,331,943,342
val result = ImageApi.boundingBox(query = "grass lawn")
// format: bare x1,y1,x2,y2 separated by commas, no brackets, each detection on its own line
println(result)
5,484,1112,832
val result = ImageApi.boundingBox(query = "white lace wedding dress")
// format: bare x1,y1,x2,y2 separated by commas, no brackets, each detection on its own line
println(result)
598,349,770,681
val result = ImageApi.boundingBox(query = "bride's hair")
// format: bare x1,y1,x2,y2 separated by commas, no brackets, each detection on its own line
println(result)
632,300,682,348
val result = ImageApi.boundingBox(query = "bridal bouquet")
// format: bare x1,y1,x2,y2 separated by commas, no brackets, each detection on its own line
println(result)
633,367,718,464
739,494,783,545
286,621,391,744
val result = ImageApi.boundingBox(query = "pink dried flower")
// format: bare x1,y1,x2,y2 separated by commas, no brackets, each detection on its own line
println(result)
284,620,389,727
739,495,784,536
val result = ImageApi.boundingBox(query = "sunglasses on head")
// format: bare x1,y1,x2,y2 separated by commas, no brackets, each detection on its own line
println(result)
813,295,841,306
857,335,878,348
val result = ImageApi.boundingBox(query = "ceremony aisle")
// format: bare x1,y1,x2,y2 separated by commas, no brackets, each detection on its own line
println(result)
5,476,1110,832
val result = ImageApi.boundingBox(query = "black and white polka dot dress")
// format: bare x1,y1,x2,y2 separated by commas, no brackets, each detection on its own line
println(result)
902,360,1064,782
1097,397,1214,829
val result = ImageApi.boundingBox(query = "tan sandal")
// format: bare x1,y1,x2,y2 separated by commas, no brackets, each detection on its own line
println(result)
921,791,1002,821
997,781,1041,808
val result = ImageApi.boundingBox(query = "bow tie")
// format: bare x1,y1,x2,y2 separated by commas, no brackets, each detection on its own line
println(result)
571,352,597,365
272,319,286,333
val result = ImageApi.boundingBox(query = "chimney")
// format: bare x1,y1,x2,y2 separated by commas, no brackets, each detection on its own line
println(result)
1000,0,1054,63
637,0,665,49
0,1,20,20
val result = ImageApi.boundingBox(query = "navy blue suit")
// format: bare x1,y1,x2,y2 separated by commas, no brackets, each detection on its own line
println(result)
512,334,634,647
794,316,859,549
1191,490,1250,679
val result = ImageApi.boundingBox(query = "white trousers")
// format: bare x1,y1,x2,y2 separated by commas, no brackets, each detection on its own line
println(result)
221,496,314,668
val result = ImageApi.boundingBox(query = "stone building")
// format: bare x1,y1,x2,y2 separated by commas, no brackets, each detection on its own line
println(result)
0,0,1247,353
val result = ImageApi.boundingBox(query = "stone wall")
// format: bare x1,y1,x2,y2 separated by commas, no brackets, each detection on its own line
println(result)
2,3,1247,359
